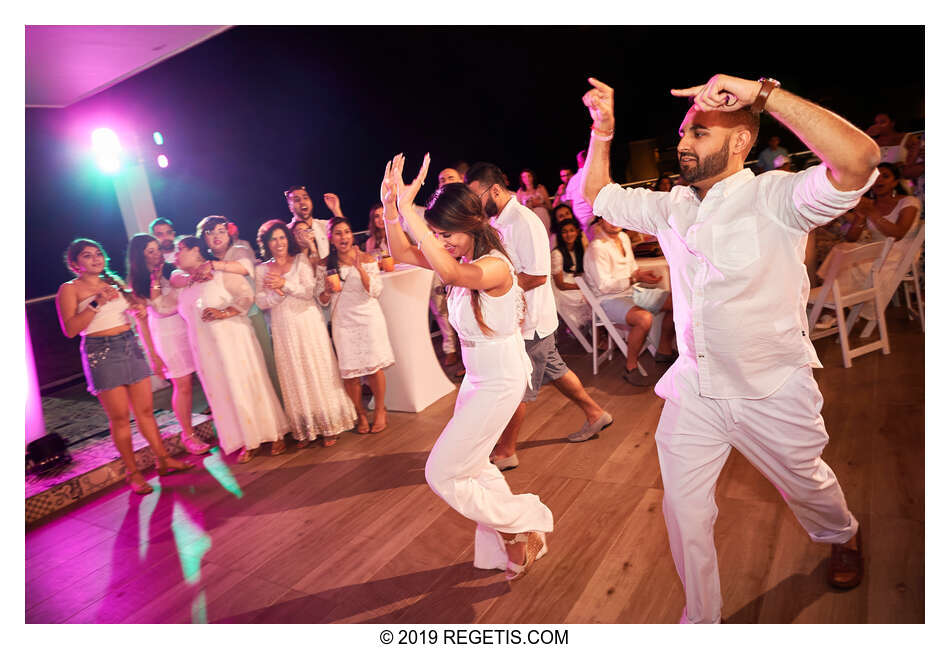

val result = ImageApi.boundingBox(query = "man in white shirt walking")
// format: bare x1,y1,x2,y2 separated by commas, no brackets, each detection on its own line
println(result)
465,163,614,464
582,74,879,623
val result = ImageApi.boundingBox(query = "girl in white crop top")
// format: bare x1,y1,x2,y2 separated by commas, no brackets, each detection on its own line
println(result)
55,238,193,495
382,154,553,583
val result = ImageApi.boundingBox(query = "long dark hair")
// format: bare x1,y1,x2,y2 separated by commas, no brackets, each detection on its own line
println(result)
366,202,386,250
554,218,585,275
126,233,174,299
63,238,124,288
425,183,516,336
257,219,301,261
324,216,352,272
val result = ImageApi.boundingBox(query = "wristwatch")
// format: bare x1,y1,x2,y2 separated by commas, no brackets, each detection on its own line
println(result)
751,78,780,114
88,299,101,311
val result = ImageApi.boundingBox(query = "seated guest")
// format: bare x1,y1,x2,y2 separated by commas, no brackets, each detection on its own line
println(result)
550,218,591,329
364,202,390,255
584,218,676,386
316,217,394,434
550,203,589,249
815,162,922,327
652,173,674,192
255,220,356,447
756,135,789,174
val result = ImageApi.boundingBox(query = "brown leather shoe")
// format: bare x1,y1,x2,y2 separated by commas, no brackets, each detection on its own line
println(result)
828,529,863,589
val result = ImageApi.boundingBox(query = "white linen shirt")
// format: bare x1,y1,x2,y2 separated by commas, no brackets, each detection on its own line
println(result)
584,231,638,297
491,197,559,340
593,164,877,399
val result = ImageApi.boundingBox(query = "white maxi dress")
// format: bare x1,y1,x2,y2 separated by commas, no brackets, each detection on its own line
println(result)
424,250,554,571
178,271,289,454
255,254,356,441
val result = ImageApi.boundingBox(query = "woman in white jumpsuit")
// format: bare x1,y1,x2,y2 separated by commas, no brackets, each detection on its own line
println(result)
383,153,553,580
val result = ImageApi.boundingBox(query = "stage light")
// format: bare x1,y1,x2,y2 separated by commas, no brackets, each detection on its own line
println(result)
90,127,121,174
157,154,169,168
152,131,164,146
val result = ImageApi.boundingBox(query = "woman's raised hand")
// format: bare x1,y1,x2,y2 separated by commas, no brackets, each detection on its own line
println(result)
390,153,431,216
380,159,398,206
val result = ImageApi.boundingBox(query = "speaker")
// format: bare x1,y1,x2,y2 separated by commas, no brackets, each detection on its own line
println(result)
26,433,72,475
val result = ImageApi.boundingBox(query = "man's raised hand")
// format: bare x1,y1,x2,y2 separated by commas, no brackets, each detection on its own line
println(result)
671,74,761,112
583,77,615,132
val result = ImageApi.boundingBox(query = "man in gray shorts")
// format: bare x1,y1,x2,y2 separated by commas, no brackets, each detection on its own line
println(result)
465,163,614,469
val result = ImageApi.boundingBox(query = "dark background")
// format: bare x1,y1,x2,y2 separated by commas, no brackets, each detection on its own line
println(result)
25,25,924,300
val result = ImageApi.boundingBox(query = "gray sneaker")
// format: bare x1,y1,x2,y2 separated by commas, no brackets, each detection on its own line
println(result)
568,411,614,443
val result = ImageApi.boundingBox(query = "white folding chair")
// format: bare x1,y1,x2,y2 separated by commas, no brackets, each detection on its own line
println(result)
869,223,925,335
575,277,662,376
807,239,893,368
554,293,593,354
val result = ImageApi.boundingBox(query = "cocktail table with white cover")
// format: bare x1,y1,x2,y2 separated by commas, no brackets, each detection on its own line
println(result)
376,264,455,412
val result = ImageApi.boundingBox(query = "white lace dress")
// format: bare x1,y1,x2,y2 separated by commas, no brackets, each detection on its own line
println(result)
255,255,356,440
178,271,289,454
316,261,394,379
425,249,553,572
550,248,591,327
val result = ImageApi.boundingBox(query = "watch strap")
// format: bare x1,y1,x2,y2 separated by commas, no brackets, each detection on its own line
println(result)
752,78,780,114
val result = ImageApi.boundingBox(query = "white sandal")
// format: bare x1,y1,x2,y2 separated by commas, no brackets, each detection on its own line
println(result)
503,531,548,582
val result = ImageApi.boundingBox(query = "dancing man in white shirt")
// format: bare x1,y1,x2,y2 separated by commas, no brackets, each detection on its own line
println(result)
286,185,343,260
581,74,879,623
466,162,614,464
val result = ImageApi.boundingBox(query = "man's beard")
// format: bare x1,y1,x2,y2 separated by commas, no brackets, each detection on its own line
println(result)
484,196,499,217
158,240,175,253
679,139,730,184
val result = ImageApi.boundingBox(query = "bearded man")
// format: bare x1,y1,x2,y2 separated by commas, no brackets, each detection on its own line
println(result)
582,74,879,623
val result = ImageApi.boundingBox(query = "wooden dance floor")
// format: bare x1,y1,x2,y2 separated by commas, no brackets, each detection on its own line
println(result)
25,315,924,624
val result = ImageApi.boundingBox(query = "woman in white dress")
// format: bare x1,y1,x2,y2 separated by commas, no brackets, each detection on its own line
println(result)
315,217,394,434
194,216,284,411
175,236,290,463
255,220,357,447
126,234,211,455
383,153,552,581
550,217,591,329
516,168,552,233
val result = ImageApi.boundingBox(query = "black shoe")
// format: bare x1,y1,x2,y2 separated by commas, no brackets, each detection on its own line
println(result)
622,367,656,387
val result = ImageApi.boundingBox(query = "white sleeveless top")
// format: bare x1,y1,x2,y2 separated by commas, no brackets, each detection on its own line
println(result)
78,292,131,336
447,249,525,343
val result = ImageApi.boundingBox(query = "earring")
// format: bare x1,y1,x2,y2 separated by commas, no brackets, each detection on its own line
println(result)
891,188,898,198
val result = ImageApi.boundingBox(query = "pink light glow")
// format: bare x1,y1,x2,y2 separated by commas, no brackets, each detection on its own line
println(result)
157,154,168,168
26,314,47,444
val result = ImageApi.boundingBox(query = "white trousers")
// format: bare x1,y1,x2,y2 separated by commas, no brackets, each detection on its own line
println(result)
654,364,858,623
425,335,554,571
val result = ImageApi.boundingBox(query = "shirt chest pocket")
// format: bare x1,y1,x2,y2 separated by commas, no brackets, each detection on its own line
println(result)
711,216,760,272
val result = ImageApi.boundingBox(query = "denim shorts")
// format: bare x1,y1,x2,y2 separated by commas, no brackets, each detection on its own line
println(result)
80,329,153,396
523,332,569,402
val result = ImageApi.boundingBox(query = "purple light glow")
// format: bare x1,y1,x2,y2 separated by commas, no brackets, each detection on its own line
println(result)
25,314,47,444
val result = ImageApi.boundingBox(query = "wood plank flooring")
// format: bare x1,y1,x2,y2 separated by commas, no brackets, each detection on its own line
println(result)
25,313,925,624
